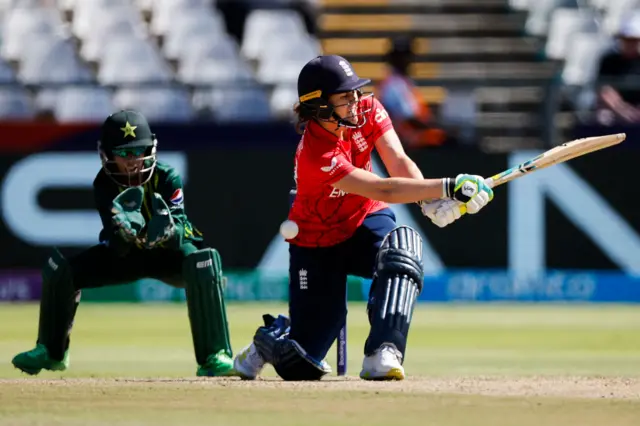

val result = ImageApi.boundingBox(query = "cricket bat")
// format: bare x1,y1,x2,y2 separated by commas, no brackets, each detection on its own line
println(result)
460,133,626,214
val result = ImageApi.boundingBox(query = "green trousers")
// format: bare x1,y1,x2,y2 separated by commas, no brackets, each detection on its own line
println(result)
68,243,200,290
38,242,232,365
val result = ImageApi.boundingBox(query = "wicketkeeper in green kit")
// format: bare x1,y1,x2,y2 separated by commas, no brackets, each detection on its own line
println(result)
11,110,236,377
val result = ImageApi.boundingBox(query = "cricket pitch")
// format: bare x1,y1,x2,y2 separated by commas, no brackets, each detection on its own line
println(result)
1,303,639,425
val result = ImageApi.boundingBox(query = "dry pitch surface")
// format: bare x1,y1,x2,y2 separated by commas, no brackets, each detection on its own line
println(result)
1,303,639,425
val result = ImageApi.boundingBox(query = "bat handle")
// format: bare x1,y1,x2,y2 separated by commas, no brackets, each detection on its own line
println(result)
457,177,494,215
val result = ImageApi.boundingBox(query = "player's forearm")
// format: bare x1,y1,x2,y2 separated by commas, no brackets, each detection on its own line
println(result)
387,156,424,180
108,231,133,256
375,177,445,203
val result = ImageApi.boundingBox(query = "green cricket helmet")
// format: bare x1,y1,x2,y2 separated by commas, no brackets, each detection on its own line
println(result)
97,110,158,187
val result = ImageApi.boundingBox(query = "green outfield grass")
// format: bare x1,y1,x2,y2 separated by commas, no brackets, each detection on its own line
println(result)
1,302,639,425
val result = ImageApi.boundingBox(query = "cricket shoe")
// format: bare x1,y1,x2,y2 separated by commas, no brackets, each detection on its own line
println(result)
12,343,69,375
359,343,405,381
197,349,237,377
233,342,266,380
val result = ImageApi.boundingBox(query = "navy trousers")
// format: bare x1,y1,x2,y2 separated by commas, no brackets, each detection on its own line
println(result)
287,208,397,361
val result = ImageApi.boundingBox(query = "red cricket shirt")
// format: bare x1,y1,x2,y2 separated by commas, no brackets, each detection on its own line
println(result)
288,96,394,247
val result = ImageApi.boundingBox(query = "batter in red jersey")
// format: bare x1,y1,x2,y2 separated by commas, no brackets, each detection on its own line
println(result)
234,55,494,381
288,94,392,247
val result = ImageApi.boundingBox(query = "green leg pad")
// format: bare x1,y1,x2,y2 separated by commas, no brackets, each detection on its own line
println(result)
37,249,80,361
183,248,232,366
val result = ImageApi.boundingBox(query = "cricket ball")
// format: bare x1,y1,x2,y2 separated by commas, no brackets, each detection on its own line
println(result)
279,220,299,239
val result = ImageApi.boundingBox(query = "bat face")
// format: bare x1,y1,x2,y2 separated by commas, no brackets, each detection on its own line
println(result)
487,133,626,188
459,133,625,214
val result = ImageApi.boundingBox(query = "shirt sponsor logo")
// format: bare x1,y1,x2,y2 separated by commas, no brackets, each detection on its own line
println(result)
320,157,341,175
170,188,184,205
329,187,348,198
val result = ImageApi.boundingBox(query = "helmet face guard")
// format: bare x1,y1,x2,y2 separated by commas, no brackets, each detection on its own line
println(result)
300,89,374,129
98,138,158,188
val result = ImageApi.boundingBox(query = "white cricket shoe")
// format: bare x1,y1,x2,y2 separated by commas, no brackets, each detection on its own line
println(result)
359,343,405,380
233,342,266,380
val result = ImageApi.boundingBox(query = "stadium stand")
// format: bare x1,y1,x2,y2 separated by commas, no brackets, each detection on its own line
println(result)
0,0,319,123
317,0,637,149
0,0,635,148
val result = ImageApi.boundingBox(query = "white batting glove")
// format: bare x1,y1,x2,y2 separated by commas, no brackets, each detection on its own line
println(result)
419,199,463,228
464,189,491,214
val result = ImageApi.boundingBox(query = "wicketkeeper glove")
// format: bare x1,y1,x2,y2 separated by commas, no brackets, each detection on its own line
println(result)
442,174,494,214
143,193,177,249
111,187,146,243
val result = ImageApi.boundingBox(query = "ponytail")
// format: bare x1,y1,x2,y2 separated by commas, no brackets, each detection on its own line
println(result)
293,102,311,135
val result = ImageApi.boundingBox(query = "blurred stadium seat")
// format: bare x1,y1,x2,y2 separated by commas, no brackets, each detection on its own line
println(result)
80,26,148,64
562,32,614,87
54,85,115,122
150,0,216,36
0,0,319,122
113,86,195,122
177,57,255,85
257,57,309,86
0,57,16,83
602,0,640,35
176,34,240,66
162,12,227,61
71,1,142,41
34,87,61,114
270,84,298,118
261,33,321,63
194,87,273,122
1,6,68,61
0,86,35,119
18,36,93,85
525,0,578,36
241,9,308,62
97,38,173,85
509,0,531,11
545,8,599,60
256,33,320,85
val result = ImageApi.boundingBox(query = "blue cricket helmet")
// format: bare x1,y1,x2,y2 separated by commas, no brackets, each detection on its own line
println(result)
297,55,372,128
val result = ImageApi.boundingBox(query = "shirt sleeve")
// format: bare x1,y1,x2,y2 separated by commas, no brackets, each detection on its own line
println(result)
304,144,355,186
368,96,394,141
159,168,190,246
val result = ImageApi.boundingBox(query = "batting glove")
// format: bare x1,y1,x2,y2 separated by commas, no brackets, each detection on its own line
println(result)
443,174,494,214
419,199,463,228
